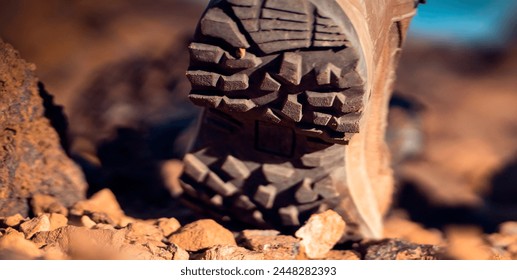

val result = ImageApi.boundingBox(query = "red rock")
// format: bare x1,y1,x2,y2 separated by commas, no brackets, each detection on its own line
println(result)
31,194,68,216
80,215,96,229
20,215,51,239
156,218,181,238
0,40,87,217
70,189,128,226
0,228,42,259
169,219,236,251
3,213,26,227
196,245,264,260
238,230,301,260
48,213,68,231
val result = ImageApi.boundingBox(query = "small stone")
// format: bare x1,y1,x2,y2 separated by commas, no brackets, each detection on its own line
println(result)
295,210,346,259
92,224,116,231
20,215,51,239
500,222,517,236
48,213,68,231
88,212,114,225
156,218,181,238
196,245,264,260
0,228,42,259
363,239,442,260
80,215,97,229
31,194,68,216
169,219,236,251
238,230,301,260
70,189,126,226
170,243,190,260
125,222,163,244
237,48,246,59
3,213,26,227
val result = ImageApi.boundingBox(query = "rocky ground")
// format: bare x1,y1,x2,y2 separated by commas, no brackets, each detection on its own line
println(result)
1,0,516,260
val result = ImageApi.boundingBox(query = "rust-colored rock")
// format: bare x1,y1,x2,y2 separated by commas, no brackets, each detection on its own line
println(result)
195,245,264,260
0,40,87,217
156,217,181,238
363,239,442,260
238,230,301,260
48,213,68,231
295,210,346,259
168,219,236,252
31,194,68,216
19,215,51,239
125,222,163,243
70,189,129,226
2,213,25,227
170,243,190,260
80,215,96,229
0,228,42,259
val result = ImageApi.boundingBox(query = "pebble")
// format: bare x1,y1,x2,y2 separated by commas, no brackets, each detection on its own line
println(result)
0,228,42,259
31,194,68,216
48,213,68,231
295,210,346,259
4,213,26,227
70,189,126,226
169,219,236,251
238,230,301,260
20,215,51,239
196,245,264,260
156,218,181,237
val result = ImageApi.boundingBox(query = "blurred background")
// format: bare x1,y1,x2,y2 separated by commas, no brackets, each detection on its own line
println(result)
1,0,516,243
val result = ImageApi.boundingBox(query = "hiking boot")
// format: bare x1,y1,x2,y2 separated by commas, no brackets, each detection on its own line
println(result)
180,0,419,239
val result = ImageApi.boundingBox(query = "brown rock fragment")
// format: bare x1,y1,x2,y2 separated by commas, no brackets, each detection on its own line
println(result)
0,228,42,259
156,218,181,237
363,239,442,260
238,230,301,260
31,194,68,216
0,40,87,217
48,213,68,231
500,222,517,236
20,215,51,239
80,215,96,229
125,222,163,243
170,243,189,260
71,189,127,226
195,245,264,260
3,213,26,227
168,219,236,251
295,210,346,259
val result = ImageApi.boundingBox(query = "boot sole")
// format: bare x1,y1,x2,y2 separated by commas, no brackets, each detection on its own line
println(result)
180,0,386,239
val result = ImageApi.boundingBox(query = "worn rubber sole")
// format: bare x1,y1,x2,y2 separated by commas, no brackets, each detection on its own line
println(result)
180,0,392,239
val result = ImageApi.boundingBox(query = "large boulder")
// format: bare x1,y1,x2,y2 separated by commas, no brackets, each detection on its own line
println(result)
0,39,87,216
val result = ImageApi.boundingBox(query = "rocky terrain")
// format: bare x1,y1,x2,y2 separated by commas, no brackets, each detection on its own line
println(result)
1,0,516,260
